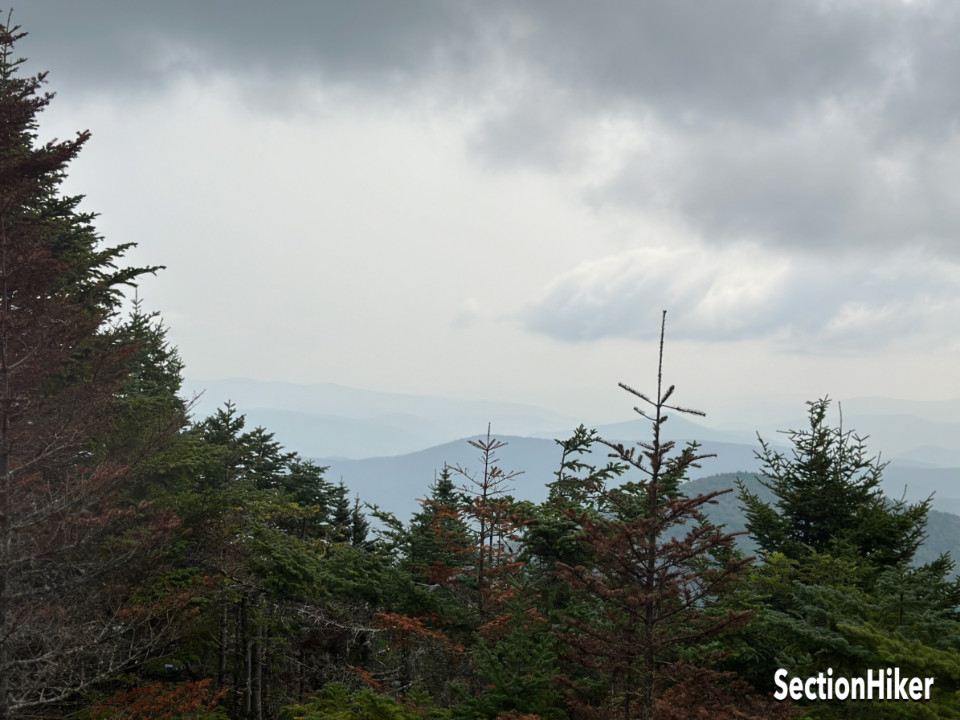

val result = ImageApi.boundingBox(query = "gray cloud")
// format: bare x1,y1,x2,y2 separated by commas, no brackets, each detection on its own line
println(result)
590,115,960,253
500,0,892,127
14,2,917,122
16,1,960,256
14,2,488,96
482,1,960,255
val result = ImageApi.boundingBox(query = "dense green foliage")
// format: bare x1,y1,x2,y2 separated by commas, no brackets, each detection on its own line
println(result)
738,398,929,571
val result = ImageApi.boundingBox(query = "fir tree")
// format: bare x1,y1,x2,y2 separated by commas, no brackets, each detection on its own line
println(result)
735,400,956,718
351,495,371,548
451,425,524,624
102,298,190,499
556,312,756,720
737,397,930,572
406,467,473,585
331,479,353,543
245,426,295,492
525,425,626,575
0,14,168,716
282,457,334,539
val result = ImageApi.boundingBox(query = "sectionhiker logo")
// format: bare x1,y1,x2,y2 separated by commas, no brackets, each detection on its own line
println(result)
774,668,934,702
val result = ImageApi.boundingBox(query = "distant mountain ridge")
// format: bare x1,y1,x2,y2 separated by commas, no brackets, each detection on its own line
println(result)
181,378,960,523
320,445,960,571
182,377,582,458
184,378,960,466
317,432,960,523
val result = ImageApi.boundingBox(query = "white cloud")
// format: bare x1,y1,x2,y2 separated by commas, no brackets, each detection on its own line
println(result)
522,243,960,351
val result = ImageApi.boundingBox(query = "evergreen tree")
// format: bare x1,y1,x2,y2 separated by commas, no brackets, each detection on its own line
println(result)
192,402,250,494
525,425,625,575
282,457,334,539
115,297,185,404
406,467,473,585
351,495,371,548
0,14,167,717
555,312,758,720
164,404,371,720
738,397,930,572
103,298,191,500
451,425,524,624
331,479,353,543
454,576,565,720
245,426,295,492
734,401,956,718
283,457,334,509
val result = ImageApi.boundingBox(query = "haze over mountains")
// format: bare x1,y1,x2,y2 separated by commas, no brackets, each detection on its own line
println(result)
182,377,581,460
182,378,960,521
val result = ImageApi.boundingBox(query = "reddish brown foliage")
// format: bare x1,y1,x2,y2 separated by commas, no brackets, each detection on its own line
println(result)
655,664,797,720
478,606,547,642
90,679,226,720
374,612,464,653
349,665,383,691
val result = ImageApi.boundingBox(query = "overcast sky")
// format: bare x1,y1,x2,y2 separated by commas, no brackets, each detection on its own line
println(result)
13,1,960,428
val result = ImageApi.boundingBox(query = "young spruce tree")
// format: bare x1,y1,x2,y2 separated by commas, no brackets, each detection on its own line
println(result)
556,312,779,720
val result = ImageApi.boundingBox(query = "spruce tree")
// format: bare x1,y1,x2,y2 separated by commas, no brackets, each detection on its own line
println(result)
331,479,353,543
406,467,473,585
556,312,759,720
737,397,929,571
0,14,165,717
351,495,371,548
735,399,954,718
451,425,524,624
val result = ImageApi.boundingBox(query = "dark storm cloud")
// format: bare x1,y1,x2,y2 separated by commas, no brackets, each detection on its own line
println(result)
12,1,487,95
480,0,960,255
590,118,960,252
12,1,907,119
498,0,890,127
15,1,960,255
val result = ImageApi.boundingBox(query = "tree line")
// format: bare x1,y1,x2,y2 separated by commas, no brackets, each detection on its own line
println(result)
2,15,959,720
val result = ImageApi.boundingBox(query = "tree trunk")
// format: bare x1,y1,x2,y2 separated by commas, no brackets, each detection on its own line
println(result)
218,601,228,689
242,595,252,718
0,224,11,720
252,626,262,720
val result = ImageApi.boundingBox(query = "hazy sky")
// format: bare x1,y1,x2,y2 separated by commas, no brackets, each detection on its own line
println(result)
14,1,960,427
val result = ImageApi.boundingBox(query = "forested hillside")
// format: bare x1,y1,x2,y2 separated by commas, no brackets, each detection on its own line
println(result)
2,16,960,720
